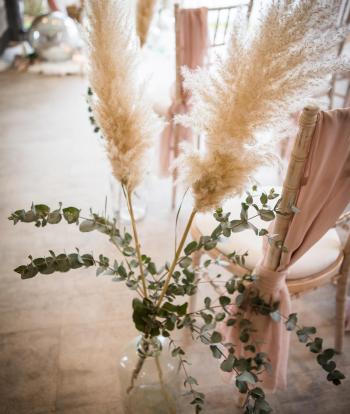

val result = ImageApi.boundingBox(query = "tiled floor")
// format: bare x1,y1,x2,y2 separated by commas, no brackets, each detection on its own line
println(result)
0,72,349,413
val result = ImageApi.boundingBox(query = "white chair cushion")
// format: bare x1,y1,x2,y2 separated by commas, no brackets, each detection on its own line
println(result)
194,197,342,280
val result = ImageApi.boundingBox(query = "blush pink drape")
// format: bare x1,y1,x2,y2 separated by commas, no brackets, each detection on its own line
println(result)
223,108,350,391
159,7,208,176
48,0,65,12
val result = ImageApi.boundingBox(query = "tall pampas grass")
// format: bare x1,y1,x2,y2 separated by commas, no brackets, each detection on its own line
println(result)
136,0,157,47
178,0,350,212
85,0,160,192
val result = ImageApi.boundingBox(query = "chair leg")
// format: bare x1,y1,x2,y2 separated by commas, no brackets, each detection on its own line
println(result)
335,268,349,353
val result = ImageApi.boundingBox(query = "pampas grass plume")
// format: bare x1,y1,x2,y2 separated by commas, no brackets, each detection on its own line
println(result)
136,0,157,47
179,0,350,212
86,0,160,192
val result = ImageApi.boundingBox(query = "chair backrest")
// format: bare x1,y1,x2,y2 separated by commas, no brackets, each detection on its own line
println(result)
171,2,254,207
328,0,350,109
263,106,319,270
174,1,254,100
263,106,350,272
207,1,253,48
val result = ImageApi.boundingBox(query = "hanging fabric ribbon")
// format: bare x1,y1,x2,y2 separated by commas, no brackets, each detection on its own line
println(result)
223,107,350,391
159,7,208,176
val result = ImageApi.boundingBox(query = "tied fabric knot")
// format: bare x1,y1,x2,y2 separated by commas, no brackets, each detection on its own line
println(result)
255,264,288,296
221,264,291,391
220,108,350,392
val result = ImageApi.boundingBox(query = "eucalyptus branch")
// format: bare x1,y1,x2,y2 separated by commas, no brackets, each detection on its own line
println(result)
188,324,264,411
169,339,205,413
14,250,143,297
9,186,346,414
154,356,177,414
126,345,148,394
8,203,137,273
277,311,345,385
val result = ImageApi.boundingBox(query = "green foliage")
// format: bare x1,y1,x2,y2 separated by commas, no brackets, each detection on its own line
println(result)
9,187,345,413
237,371,256,384
14,251,96,279
220,354,235,372
210,331,222,343
9,203,81,227
285,313,298,331
132,298,161,337
296,326,317,343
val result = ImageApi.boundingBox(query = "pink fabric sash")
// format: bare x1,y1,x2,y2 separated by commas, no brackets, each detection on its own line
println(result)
159,7,208,176
222,108,350,392
48,0,65,12
280,109,350,269
225,264,291,390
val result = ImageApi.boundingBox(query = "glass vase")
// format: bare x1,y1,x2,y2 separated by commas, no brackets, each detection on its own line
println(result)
118,335,181,414
108,174,148,223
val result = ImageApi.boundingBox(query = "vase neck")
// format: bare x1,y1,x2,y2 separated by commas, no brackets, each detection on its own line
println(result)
137,335,162,358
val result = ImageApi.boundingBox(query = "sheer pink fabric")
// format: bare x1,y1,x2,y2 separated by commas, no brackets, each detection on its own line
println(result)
223,108,350,391
159,7,208,176
280,109,350,268
48,0,65,12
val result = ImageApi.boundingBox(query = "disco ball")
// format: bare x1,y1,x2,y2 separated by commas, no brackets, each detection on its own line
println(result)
28,12,80,62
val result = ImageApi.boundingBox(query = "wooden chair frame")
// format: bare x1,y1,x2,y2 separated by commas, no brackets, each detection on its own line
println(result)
171,1,254,208
190,106,350,353
328,0,350,109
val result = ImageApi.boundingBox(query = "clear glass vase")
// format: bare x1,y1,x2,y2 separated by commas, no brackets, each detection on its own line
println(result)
108,175,148,223
118,335,181,414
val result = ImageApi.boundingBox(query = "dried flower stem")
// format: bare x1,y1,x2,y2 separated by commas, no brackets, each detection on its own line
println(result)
126,352,146,394
125,188,148,299
156,209,197,308
155,356,177,414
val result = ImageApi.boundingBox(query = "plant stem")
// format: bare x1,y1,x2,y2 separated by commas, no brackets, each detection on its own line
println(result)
156,208,197,308
127,354,147,394
155,355,177,414
125,188,148,299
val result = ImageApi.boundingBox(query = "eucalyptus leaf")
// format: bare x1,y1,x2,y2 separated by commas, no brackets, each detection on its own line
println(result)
220,354,235,372
47,210,62,224
63,207,80,224
79,219,96,232
237,371,256,384
219,296,231,307
259,209,275,221
209,345,222,359
184,241,198,255
285,313,298,331
210,331,222,344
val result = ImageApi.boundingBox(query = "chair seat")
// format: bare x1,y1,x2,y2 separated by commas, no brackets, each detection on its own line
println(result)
194,197,343,280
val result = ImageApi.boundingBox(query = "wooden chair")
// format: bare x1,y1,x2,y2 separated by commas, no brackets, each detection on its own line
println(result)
171,1,254,208
276,1,350,179
328,0,350,109
190,106,350,353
